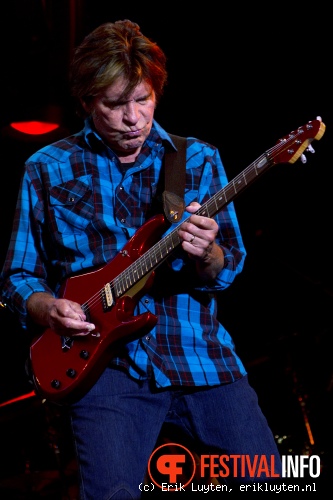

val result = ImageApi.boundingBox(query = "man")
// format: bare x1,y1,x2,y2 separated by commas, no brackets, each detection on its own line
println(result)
0,20,282,498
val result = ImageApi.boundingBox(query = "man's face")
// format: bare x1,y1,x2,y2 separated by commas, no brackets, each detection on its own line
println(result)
83,77,156,160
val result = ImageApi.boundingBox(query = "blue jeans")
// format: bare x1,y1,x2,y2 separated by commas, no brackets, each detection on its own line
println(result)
70,368,282,499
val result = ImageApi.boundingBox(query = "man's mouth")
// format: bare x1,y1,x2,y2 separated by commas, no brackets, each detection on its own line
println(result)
125,130,141,138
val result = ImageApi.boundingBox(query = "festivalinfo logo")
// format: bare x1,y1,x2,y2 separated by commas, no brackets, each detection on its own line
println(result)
140,443,321,493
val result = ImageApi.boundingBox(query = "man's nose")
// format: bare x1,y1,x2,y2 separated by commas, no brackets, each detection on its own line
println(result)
123,101,140,122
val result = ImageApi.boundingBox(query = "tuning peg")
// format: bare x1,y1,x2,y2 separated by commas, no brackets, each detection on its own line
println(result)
306,144,315,154
300,154,307,164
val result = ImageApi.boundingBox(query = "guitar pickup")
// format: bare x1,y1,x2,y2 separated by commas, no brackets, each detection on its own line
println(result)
102,282,114,310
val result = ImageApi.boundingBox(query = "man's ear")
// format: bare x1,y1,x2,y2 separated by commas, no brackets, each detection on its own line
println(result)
80,98,91,115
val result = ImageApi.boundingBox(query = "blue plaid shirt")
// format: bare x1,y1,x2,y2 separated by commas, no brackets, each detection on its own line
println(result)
0,118,247,388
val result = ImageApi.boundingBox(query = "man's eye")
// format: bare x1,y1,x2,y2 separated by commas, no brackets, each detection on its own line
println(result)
139,95,152,103
105,102,121,109
105,97,150,109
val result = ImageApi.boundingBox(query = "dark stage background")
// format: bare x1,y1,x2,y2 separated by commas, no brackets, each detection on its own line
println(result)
0,1,332,497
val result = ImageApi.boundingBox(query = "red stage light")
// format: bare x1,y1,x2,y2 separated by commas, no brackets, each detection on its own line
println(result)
10,121,60,135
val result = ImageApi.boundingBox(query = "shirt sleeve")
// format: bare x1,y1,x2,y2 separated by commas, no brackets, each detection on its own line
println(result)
0,167,54,329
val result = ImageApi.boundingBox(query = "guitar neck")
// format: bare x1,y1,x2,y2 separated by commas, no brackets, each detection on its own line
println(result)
197,154,273,219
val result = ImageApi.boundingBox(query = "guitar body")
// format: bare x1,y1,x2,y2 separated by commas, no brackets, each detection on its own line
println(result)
30,213,168,404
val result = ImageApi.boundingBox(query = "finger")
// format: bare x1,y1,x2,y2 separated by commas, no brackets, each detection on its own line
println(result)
188,214,217,231
185,202,201,213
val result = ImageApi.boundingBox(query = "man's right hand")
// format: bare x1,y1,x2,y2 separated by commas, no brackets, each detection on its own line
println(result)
27,292,95,336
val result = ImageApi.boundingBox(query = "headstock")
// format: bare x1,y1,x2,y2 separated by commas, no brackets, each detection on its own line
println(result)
269,117,326,165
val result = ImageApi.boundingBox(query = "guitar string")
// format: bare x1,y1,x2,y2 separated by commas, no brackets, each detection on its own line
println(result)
78,125,311,319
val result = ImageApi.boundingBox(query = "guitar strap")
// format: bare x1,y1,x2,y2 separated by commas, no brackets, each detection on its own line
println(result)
162,134,187,223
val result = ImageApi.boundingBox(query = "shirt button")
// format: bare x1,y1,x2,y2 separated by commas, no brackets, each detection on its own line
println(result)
145,335,150,341
119,186,124,190
121,219,126,223
144,299,149,304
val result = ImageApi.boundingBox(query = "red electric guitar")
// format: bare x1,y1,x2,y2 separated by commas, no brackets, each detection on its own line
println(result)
29,118,326,404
